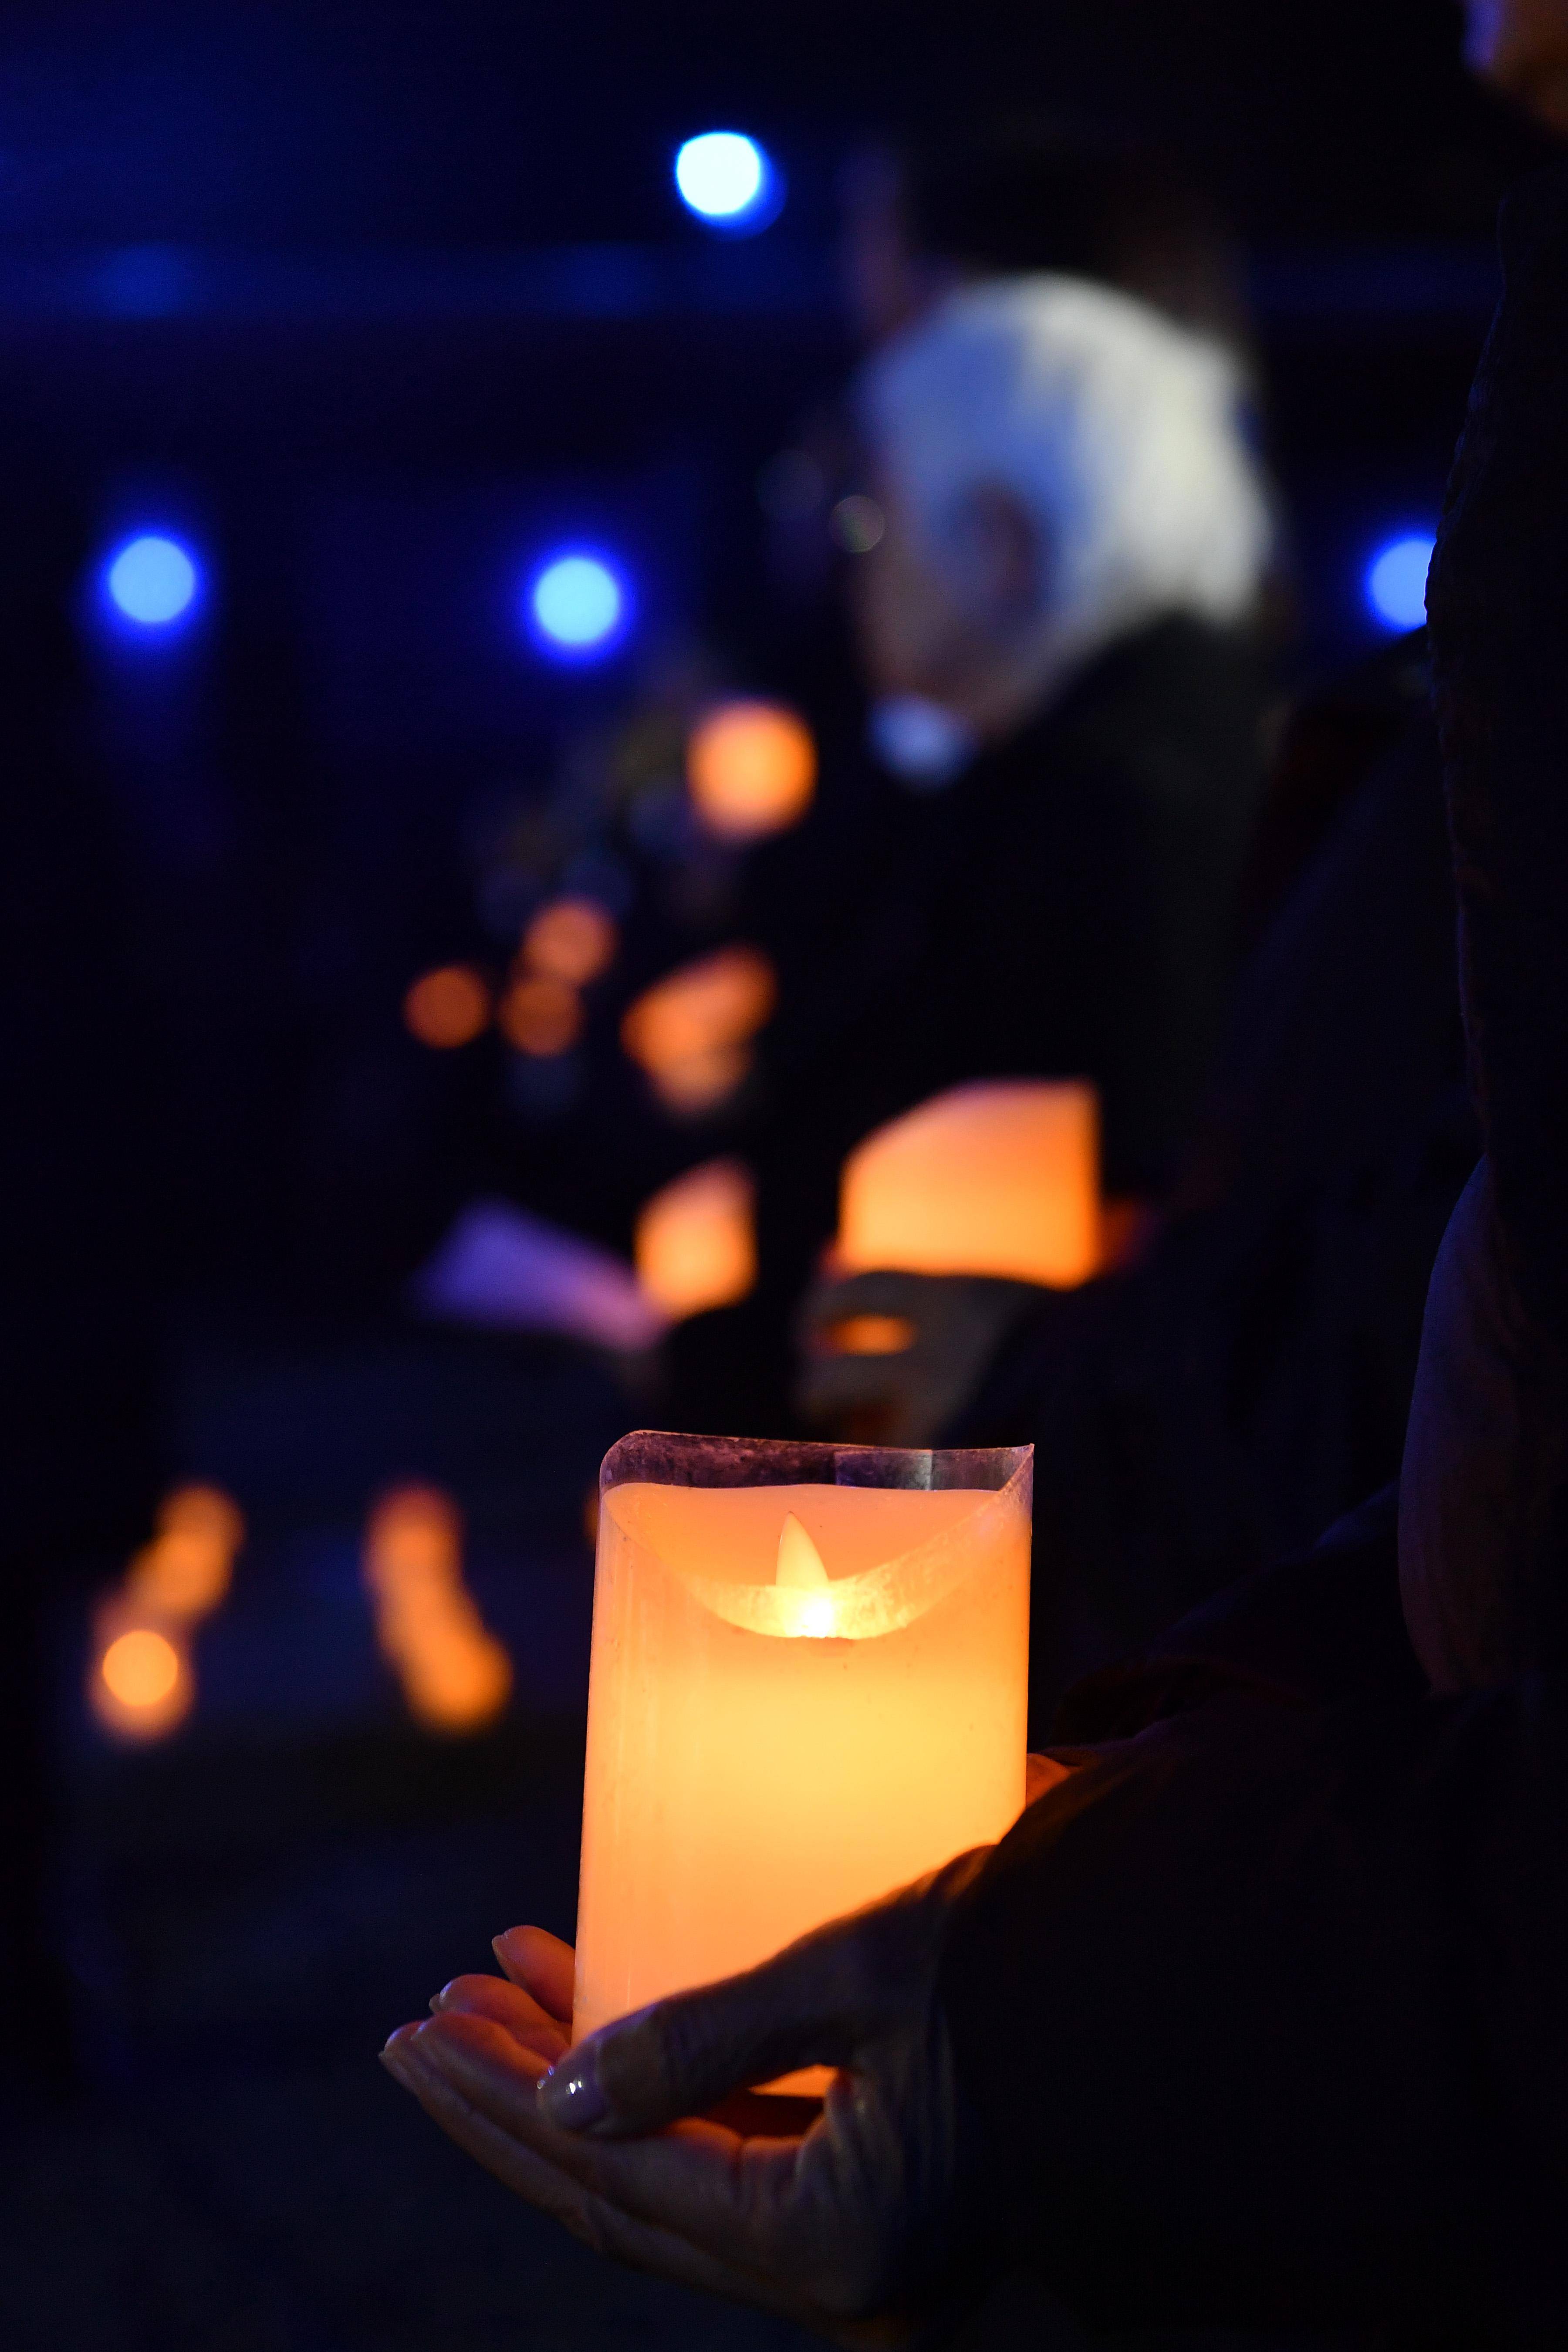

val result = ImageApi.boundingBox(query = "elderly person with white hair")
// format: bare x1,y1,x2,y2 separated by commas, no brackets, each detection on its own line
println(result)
689,270,1276,1435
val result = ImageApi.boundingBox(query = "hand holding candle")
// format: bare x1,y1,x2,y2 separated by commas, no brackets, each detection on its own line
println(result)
381,1761,1076,2323
382,1856,986,2343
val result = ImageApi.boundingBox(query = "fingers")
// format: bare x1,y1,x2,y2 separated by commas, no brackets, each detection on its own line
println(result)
431,1971,571,2063
491,1925,576,2024
396,2009,809,2271
537,1886,946,2139
383,2027,802,2318
798,1270,937,1332
389,1994,942,2335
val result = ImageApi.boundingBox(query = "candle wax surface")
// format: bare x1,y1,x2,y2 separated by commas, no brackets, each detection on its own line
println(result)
573,1477,1030,2087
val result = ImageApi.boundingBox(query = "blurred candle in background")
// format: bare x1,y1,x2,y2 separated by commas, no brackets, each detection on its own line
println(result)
127,1484,245,1621
89,1600,195,1742
620,944,776,1114
89,1481,246,1743
686,699,816,841
634,1158,756,1321
403,964,491,1049
498,971,584,1058
363,1485,512,1734
836,1078,1101,1288
574,1433,1031,2085
521,896,618,987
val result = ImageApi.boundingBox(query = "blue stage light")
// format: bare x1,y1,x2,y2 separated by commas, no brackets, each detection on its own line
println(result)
527,551,628,659
1364,531,1435,632
674,132,781,231
103,532,201,627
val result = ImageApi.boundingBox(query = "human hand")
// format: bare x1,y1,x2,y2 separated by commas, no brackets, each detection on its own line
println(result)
380,1855,996,2345
794,1269,1044,1446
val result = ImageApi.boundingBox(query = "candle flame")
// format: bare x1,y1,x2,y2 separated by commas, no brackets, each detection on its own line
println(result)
775,1513,828,1588
776,1512,836,1637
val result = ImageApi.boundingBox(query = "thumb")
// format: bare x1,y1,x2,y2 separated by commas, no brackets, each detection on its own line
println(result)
537,1936,852,2138
538,1852,990,2138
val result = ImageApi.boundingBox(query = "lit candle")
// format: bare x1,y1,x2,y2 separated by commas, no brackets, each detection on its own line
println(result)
836,1078,1101,1288
573,1433,1031,2083
686,700,817,841
634,1158,756,1321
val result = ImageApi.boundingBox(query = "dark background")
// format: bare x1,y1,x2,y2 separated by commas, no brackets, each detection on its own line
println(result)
0,0,1546,1311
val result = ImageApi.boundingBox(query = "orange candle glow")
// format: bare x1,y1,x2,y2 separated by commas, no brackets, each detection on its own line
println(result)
574,1433,1031,2081
837,1078,1101,1288
127,1483,245,1621
522,897,618,987
634,1158,756,1320
89,1597,195,1742
363,1486,513,1734
404,964,491,1048
620,945,777,1114
686,700,817,841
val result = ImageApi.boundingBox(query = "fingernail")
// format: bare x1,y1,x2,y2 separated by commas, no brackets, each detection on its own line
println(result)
381,2021,423,2059
429,1980,460,2013
537,2044,607,2131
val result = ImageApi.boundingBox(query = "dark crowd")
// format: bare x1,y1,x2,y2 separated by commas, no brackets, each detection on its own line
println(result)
4,3,1568,2348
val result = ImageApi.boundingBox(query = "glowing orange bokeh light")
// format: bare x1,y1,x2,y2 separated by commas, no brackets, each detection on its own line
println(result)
128,1482,245,1620
635,1158,757,1321
404,965,492,1049
687,701,817,841
621,945,777,1113
90,1611,194,1741
524,897,618,987
837,1079,1102,1288
499,973,585,1058
102,1627,181,1707
363,1484,514,1735
160,1484,245,1550
818,1312,918,1356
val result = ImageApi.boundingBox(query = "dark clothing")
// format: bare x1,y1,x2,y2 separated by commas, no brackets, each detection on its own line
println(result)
954,673,1474,1721
937,170,1568,2346
672,617,1267,1436
1413,162,1568,1685
943,1493,1568,2345
758,612,1268,1213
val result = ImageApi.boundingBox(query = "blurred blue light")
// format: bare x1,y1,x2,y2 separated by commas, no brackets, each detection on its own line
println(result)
527,551,628,658
674,132,781,231
1364,531,1435,632
104,532,200,627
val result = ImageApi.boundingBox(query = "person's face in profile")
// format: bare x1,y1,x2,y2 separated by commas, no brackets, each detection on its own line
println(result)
1463,0,1568,131
848,464,1046,733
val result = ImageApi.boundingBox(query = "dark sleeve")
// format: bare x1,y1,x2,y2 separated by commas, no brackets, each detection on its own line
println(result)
1415,162,1568,1676
941,1680,1568,2344
1428,162,1568,1347
1050,1481,1424,1739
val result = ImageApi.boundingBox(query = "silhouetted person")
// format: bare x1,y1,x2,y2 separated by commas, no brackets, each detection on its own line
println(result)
819,642,1471,1726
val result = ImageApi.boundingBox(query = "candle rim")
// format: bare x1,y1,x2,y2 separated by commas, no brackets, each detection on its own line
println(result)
600,1428,1031,1499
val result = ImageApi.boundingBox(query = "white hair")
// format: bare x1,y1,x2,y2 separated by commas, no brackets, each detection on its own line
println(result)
859,274,1276,700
